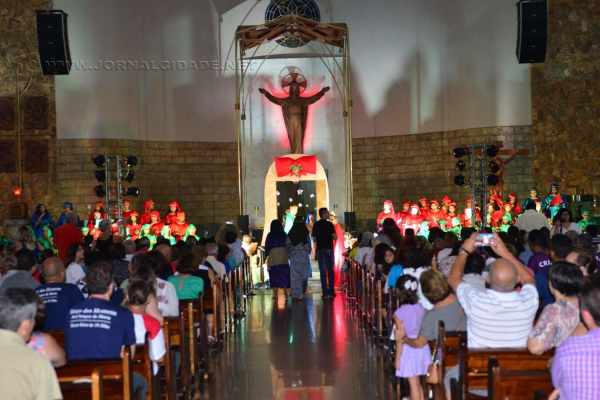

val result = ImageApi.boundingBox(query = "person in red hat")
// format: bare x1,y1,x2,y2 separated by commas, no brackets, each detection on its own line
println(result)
418,197,430,220
376,200,397,230
170,211,189,242
122,199,136,221
149,211,163,236
87,201,107,228
441,195,453,215
401,203,424,235
164,201,182,227
395,200,411,228
126,211,142,241
507,193,522,216
444,202,461,232
140,199,157,226
427,200,447,228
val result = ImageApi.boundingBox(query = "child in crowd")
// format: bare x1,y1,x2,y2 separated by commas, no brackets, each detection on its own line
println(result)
127,280,166,375
393,275,431,400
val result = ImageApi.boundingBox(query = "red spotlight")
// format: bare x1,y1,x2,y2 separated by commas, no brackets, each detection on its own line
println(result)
12,186,22,197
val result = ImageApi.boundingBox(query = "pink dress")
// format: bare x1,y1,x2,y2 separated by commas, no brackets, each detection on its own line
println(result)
395,303,432,377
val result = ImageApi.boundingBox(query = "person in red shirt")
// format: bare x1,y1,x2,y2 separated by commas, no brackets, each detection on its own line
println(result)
87,201,107,228
53,212,83,263
427,200,447,228
140,199,157,226
122,199,136,221
164,201,182,227
418,197,430,220
395,200,411,228
507,193,522,216
126,211,142,241
169,211,189,242
401,204,424,235
149,211,164,237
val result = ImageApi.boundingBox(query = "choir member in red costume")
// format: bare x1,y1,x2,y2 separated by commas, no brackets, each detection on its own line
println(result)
126,211,141,241
487,203,502,228
149,211,164,236
427,200,447,228
140,199,157,226
164,201,182,226
441,195,453,215
376,200,397,230
460,198,481,228
401,204,424,235
87,210,103,240
418,197,430,220
395,201,411,228
87,201,107,228
170,211,189,242
444,202,461,231
507,193,522,216
122,199,135,221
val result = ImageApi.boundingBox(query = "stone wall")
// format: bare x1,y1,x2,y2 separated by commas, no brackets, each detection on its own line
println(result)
0,0,56,221
531,0,600,194
352,126,535,224
56,139,239,226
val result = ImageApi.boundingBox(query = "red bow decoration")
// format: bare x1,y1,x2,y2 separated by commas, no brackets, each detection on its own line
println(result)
274,155,317,178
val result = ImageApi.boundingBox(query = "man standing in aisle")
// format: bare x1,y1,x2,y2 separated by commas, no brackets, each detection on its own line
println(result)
312,208,337,299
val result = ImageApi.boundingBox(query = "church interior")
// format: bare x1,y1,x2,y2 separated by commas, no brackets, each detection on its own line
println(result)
0,0,599,399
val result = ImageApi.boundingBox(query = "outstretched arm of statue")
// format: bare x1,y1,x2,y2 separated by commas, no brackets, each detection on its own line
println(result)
306,86,330,104
259,88,284,105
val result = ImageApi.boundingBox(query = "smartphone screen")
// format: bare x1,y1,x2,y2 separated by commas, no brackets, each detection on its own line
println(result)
476,233,493,247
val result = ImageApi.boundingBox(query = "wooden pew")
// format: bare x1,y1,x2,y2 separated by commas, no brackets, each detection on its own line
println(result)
57,347,133,400
452,335,554,400
427,321,465,400
163,317,187,400
131,338,157,400
487,358,553,400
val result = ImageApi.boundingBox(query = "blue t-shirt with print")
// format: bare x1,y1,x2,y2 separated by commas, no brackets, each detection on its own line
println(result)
36,283,84,331
66,297,135,361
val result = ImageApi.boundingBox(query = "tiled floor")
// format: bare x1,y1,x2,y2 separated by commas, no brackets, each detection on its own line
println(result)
205,289,397,400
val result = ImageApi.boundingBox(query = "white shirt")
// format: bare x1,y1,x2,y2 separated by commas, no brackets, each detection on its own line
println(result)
66,262,86,292
551,222,582,236
132,314,166,374
355,247,373,268
514,210,551,232
206,256,226,279
155,278,179,317
457,282,538,348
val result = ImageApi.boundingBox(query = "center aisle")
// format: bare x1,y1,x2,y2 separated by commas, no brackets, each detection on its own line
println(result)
205,291,393,399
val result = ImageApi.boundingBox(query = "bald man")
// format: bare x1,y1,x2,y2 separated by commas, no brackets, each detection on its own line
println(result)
35,257,84,331
448,233,538,348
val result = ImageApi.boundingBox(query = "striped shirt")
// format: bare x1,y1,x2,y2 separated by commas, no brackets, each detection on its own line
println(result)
551,328,600,400
456,282,538,348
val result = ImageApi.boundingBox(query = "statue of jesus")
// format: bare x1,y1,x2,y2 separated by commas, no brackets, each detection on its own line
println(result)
259,73,330,154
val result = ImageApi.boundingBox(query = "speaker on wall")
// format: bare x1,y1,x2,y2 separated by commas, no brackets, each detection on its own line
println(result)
516,0,547,64
36,10,72,75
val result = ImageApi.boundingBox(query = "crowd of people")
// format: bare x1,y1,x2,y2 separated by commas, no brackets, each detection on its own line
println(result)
375,184,594,238
0,201,252,400
349,207,600,400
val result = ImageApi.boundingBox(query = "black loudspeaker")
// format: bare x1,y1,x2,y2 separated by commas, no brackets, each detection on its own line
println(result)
344,211,357,232
36,10,72,75
237,215,250,235
516,0,547,64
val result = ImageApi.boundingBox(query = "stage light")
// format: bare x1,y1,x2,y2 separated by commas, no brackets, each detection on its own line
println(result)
95,170,106,182
94,185,106,197
456,160,466,171
486,145,499,158
452,147,470,158
488,160,500,173
126,156,138,167
92,155,106,168
487,174,499,186
454,175,466,186
12,186,22,197
124,170,135,182
124,187,141,197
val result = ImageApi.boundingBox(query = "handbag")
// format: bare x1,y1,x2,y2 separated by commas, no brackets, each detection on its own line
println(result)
426,345,441,384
